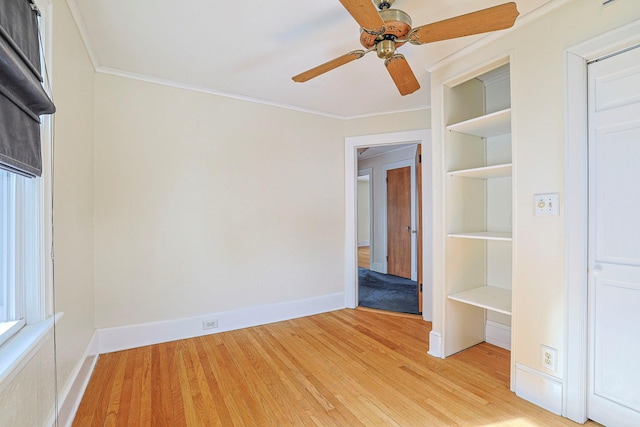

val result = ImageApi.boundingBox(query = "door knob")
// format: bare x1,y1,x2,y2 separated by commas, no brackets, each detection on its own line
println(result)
591,265,603,275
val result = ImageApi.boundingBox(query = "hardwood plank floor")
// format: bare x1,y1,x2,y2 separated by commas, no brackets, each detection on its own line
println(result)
74,310,597,426
358,246,370,269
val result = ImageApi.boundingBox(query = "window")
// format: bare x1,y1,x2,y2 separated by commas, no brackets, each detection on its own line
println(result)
0,0,52,350
0,169,40,346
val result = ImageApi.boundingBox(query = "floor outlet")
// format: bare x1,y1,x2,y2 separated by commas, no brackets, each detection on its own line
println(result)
203,318,218,330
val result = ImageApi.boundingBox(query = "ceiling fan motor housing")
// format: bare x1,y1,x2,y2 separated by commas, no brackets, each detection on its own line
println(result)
360,8,411,51
374,0,395,9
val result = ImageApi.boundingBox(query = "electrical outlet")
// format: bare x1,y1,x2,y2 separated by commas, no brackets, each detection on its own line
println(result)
202,318,218,330
541,345,557,372
534,193,559,216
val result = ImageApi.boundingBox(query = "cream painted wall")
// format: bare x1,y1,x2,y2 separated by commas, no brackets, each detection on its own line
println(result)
430,0,640,380
50,0,96,396
0,0,96,425
0,335,56,426
93,74,345,328
357,179,370,245
344,109,430,137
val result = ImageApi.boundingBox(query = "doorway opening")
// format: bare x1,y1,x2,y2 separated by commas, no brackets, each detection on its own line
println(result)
344,130,432,321
357,145,419,315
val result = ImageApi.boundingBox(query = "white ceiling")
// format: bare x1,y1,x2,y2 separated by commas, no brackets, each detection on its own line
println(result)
68,0,553,118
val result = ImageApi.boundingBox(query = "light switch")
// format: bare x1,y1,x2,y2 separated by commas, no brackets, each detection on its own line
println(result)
534,193,559,216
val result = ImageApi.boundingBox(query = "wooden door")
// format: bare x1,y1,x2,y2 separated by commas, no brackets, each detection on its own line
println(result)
587,45,640,426
387,166,411,279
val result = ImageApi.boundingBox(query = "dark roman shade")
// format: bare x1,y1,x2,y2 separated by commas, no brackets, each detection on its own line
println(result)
0,0,55,177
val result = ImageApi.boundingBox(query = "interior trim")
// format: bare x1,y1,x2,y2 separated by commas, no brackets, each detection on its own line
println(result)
344,130,431,317
564,18,640,423
96,293,344,354
515,363,563,415
50,331,98,427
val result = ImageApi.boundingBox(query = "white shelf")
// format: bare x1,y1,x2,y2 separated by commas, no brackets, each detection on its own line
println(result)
448,163,512,179
448,285,512,315
448,231,512,241
447,108,511,137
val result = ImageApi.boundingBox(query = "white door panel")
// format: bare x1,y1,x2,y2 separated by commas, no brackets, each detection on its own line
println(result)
594,121,640,265
588,45,640,427
593,277,640,405
593,51,640,112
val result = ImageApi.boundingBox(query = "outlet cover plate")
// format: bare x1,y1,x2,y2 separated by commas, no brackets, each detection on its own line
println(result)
541,345,557,372
203,318,218,330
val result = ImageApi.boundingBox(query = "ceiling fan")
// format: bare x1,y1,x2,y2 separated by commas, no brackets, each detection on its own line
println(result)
292,0,519,96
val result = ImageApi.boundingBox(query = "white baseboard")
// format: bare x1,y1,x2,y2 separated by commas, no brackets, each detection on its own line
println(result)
49,330,99,427
97,292,345,354
428,330,443,358
357,240,370,247
515,363,563,415
486,320,511,351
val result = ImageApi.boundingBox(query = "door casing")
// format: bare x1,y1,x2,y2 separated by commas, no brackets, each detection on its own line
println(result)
564,19,640,423
344,130,431,320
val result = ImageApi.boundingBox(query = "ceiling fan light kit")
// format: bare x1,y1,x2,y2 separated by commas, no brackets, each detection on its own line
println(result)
292,1,519,96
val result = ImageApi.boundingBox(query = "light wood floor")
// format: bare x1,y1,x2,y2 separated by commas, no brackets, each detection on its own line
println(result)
358,246,370,269
74,309,597,426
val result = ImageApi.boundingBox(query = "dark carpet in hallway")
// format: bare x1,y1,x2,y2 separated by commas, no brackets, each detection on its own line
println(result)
358,268,420,315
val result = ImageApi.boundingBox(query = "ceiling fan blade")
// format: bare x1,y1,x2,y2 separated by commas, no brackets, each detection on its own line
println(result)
408,2,519,45
292,50,367,83
338,0,386,34
385,54,420,96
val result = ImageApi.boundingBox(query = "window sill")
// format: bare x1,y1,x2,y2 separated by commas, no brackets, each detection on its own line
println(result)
0,312,63,388
0,320,24,345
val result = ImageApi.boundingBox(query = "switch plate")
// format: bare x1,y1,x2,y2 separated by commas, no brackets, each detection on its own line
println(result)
534,193,559,216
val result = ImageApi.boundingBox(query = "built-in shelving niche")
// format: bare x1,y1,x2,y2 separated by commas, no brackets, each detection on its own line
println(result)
443,63,513,362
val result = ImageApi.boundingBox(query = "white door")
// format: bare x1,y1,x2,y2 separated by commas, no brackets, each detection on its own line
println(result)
588,45,640,426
